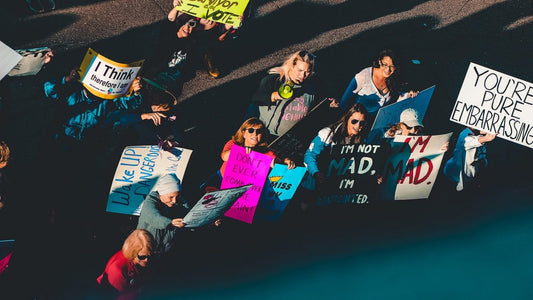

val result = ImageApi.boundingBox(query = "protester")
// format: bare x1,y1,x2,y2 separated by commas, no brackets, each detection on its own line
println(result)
143,6,198,92
249,50,332,138
136,174,191,255
106,83,184,146
200,118,295,192
384,108,425,138
303,104,371,191
337,49,418,115
0,141,10,213
43,68,143,144
443,127,497,192
96,229,154,299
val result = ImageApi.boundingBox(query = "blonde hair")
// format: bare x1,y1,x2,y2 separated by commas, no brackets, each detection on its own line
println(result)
268,50,315,81
122,229,154,261
385,123,402,137
0,141,10,167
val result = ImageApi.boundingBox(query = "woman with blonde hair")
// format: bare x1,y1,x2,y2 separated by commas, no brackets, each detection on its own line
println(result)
96,229,154,297
249,51,331,138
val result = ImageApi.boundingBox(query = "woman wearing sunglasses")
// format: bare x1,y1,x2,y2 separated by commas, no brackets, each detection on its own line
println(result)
96,229,154,298
337,49,418,116
201,118,295,192
304,104,370,191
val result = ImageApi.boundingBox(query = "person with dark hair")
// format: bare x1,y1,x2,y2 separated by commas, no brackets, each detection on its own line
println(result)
303,104,371,191
106,82,184,146
249,50,332,138
338,49,418,115
43,68,143,144
96,229,154,298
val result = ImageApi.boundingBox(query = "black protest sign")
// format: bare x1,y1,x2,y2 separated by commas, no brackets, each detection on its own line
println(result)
316,143,382,206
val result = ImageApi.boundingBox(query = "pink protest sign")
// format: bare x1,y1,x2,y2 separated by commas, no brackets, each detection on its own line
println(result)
221,144,273,224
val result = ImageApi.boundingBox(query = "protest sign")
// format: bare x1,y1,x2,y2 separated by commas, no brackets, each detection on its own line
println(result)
221,145,273,224
7,47,51,77
176,0,249,27
255,164,307,221
382,133,451,200
0,41,22,81
183,184,252,227
0,240,14,275
316,143,384,206
79,48,144,99
450,63,533,149
368,85,435,143
269,98,338,165
107,145,192,215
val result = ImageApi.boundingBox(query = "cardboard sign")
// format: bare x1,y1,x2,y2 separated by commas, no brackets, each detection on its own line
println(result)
176,0,250,27
368,85,435,143
316,143,384,206
450,62,533,149
255,164,307,221
0,41,22,81
79,48,144,99
382,133,451,200
8,47,51,77
107,145,192,215
183,184,252,227
221,145,273,224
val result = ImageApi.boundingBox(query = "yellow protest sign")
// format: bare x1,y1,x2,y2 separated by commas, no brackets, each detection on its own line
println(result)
79,48,144,99
176,0,249,27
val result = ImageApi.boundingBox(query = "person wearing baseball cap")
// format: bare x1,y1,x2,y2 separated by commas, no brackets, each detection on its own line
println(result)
385,108,424,137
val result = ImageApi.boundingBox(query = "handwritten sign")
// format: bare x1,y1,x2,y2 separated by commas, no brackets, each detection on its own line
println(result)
79,48,144,99
316,143,383,206
221,145,273,224
176,0,250,27
383,133,451,200
0,41,22,81
183,184,252,227
7,47,51,77
450,62,533,149
255,164,307,221
107,145,192,215
368,85,435,143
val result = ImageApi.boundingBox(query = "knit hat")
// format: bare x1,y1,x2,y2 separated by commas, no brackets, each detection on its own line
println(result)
400,108,424,128
155,173,181,195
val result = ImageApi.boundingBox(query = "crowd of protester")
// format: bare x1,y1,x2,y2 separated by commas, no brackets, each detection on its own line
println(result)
0,0,507,299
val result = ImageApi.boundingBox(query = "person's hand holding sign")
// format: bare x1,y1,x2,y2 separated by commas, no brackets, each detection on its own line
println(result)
64,68,80,83
171,218,185,228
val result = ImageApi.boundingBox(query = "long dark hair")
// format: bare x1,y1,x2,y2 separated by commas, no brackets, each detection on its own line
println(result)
371,49,402,103
327,103,370,145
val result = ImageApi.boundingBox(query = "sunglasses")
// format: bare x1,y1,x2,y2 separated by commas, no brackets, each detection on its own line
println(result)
298,50,316,61
402,124,421,131
137,254,151,261
186,19,197,28
244,128,263,134
350,119,367,126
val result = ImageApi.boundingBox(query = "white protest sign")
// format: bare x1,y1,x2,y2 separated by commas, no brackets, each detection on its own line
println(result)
107,145,192,215
383,133,451,200
450,62,533,149
183,184,252,228
8,47,51,77
79,48,144,99
0,41,22,81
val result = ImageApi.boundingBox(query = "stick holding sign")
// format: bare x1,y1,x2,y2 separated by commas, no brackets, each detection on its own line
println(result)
183,184,252,227
450,62,533,149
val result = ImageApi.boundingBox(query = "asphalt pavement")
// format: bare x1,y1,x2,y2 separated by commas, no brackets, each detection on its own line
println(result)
1,0,533,299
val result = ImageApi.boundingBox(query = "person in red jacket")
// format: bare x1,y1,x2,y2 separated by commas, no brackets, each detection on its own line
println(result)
96,229,155,299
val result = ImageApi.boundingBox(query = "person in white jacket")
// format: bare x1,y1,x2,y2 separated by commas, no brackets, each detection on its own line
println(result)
443,127,497,191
